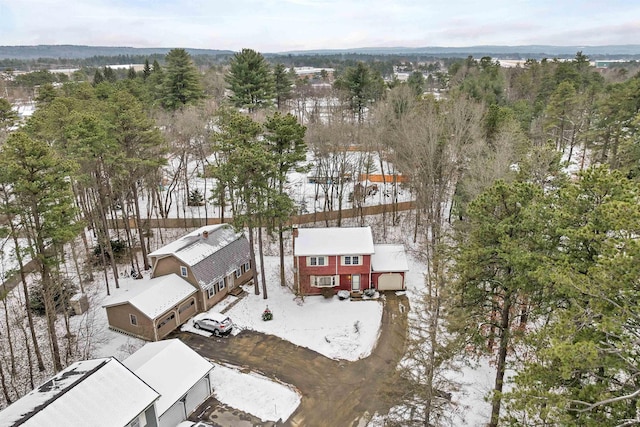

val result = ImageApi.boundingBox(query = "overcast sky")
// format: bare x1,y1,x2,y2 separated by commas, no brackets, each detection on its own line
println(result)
1,0,639,52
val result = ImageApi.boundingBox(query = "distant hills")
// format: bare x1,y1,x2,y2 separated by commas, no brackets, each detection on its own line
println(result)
1,44,640,60
279,45,640,57
0,45,234,60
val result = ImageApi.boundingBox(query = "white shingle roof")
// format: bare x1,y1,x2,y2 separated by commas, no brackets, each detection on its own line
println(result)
0,358,158,427
123,339,213,416
148,224,242,267
294,227,375,256
102,274,196,319
371,244,409,272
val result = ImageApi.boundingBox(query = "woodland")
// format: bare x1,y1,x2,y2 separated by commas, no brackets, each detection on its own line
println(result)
1,48,640,426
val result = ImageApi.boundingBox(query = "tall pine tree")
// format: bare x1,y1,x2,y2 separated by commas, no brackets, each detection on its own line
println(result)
225,48,274,111
161,48,204,111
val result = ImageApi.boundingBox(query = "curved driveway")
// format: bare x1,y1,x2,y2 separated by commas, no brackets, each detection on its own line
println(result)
174,292,409,427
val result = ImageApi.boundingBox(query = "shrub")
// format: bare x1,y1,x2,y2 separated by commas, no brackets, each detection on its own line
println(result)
29,280,78,315
93,239,127,263
188,189,205,206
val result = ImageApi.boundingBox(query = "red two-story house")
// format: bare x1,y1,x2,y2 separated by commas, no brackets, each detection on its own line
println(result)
293,226,408,296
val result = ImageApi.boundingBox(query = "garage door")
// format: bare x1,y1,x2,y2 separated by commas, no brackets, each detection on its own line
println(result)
185,376,211,416
377,273,404,291
159,401,186,427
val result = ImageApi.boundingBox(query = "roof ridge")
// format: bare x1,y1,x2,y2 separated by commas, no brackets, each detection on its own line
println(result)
12,359,110,426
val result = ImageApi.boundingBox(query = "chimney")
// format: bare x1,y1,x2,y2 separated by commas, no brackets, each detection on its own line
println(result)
202,230,209,239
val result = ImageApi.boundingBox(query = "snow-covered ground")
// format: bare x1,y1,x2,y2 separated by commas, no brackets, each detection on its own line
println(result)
0,214,500,425
210,362,301,423
180,255,383,361
139,151,413,222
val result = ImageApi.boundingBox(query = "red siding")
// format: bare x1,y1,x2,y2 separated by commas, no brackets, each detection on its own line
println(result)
296,254,373,295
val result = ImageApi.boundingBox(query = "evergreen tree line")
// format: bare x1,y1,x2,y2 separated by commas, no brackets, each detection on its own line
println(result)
375,53,640,426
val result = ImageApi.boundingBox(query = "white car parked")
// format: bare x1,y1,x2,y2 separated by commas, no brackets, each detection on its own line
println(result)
193,312,234,336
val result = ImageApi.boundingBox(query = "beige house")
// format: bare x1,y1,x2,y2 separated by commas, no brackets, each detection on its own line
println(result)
103,224,253,341
148,224,253,312
103,274,197,341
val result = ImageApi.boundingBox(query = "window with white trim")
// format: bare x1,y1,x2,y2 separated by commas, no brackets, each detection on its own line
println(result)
235,268,242,278
342,255,361,266
307,256,327,266
310,275,339,287
218,279,225,290
241,261,251,273
180,266,188,277
129,314,138,326
207,287,215,298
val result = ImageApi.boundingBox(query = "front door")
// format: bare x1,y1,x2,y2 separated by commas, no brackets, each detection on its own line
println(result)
351,274,361,292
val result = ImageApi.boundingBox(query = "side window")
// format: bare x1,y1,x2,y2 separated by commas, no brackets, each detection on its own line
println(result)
207,287,215,298
130,314,138,326
219,279,226,290
235,268,241,278
180,266,188,277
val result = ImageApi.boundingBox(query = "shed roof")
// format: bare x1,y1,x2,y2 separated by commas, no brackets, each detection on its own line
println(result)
102,274,196,319
371,244,409,272
0,358,158,427
294,227,375,256
123,339,213,416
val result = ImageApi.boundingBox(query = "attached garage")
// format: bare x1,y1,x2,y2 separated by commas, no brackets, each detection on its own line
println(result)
102,274,197,341
377,273,404,291
371,244,409,291
155,310,178,340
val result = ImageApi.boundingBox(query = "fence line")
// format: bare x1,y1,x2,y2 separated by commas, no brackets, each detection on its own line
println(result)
109,201,416,229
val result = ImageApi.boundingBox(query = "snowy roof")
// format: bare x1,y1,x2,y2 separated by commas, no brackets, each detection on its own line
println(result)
371,244,409,272
294,227,375,256
102,274,196,319
149,224,244,267
123,339,213,416
192,237,250,290
0,358,159,427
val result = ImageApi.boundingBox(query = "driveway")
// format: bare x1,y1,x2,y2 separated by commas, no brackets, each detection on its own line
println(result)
173,292,409,427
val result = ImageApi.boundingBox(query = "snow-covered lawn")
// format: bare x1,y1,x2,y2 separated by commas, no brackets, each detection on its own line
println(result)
180,255,384,361
210,362,301,423
222,255,383,361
